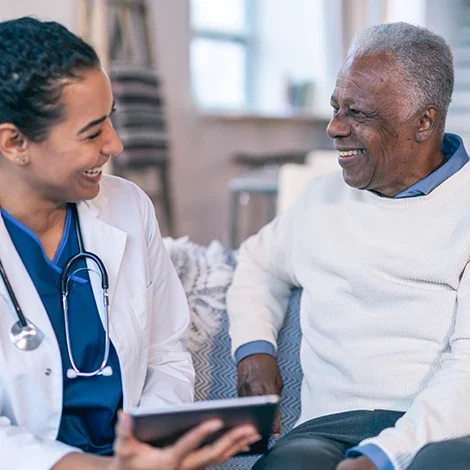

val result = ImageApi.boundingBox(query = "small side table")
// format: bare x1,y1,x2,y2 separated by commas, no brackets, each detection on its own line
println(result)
228,166,279,249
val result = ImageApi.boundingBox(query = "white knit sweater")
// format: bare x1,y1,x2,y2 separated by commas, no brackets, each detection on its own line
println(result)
227,163,470,469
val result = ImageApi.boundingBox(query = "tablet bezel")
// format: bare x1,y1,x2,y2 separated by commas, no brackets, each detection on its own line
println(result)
131,394,279,455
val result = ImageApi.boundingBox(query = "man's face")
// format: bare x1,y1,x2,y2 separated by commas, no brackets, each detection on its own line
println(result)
327,53,420,197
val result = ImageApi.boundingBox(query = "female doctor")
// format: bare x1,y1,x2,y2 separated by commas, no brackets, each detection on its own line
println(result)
0,17,259,470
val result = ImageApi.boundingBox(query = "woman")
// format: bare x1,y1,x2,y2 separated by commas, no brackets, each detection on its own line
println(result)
0,17,258,470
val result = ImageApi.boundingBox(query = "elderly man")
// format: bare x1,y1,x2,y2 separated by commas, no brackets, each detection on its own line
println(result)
227,22,470,470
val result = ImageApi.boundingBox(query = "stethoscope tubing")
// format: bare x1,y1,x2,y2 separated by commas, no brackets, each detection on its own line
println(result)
63,205,109,292
61,204,112,378
1,204,113,378
0,257,28,328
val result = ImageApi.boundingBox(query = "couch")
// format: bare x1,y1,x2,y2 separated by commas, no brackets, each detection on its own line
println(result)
164,237,303,469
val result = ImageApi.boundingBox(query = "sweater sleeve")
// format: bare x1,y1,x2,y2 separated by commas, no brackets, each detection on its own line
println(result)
358,261,470,469
227,187,305,355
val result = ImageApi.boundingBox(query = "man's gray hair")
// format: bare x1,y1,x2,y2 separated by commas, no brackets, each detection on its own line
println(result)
348,22,454,135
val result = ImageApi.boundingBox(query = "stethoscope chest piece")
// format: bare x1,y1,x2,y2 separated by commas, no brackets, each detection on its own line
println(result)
10,320,44,351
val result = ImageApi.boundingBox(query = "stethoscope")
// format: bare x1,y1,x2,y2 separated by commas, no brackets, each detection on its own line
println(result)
0,204,113,379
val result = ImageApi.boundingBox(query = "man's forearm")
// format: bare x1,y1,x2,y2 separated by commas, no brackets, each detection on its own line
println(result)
52,452,112,470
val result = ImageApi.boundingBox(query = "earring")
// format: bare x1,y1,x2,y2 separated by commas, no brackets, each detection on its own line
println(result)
17,156,28,165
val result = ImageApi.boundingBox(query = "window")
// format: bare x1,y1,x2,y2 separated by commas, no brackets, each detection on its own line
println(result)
190,0,337,116
190,0,254,111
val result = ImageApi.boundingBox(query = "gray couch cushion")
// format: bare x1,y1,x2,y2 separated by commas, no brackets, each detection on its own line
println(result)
209,288,302,470
164,238,302,469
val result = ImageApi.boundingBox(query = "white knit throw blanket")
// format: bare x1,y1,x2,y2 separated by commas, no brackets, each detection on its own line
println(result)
163,237,234,350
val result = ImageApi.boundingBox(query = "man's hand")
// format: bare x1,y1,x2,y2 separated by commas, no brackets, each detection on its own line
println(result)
237,354,283,434
336,457,377,470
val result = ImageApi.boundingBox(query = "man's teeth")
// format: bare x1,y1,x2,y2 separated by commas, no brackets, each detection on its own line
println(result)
338,149,365,157
83,166,103,176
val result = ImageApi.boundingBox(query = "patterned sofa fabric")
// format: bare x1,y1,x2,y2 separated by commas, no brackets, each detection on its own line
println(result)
164,237,303,469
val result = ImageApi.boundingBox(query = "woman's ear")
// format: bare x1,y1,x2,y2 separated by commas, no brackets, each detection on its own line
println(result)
0,124,29,165
416,106,439,143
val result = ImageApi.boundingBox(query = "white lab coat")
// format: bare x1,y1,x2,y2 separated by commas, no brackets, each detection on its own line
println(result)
0,175,195,470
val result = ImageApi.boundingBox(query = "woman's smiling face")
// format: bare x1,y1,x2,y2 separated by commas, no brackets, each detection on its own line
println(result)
23,67,123,203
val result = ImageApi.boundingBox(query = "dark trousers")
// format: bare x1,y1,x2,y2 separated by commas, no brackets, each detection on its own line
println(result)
408,436,470,470
252,410,404,470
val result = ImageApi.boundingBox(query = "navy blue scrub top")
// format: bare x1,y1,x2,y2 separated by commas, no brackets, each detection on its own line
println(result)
1,205,123,455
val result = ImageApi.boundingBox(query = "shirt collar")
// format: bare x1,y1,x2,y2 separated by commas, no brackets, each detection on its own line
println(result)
394,133,468,198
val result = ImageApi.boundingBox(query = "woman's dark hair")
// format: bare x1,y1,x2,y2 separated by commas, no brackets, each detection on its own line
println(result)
0,17,101,142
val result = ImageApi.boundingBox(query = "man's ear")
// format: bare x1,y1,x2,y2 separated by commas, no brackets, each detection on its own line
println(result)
0,123,29,165
416,106,439,143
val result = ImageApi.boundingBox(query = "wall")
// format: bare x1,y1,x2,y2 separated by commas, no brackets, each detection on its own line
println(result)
0,0,75,28
191,115,330,244
132,0,332,243
0,0,332,245
386,0,426,24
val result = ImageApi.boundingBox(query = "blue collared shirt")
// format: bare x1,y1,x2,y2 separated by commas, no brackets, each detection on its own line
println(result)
234,133,469,469
2,205,123,455
391,133,466,198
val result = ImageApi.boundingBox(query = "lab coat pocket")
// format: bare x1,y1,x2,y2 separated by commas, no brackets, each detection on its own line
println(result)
130,282,154,334
129,282,154,377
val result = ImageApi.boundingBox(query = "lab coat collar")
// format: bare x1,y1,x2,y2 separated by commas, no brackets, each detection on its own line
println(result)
76,195,127,317
78,190,109,217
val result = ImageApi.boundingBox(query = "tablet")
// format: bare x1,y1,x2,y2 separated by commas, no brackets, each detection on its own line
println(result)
131,394,279,455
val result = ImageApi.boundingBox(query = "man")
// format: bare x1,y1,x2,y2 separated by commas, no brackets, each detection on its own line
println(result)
227,22,470,470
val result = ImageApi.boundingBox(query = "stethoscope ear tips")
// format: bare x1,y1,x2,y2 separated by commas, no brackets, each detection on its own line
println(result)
66,366,113,379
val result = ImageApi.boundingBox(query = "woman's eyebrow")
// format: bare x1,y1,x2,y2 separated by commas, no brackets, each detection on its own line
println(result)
76,101,115,136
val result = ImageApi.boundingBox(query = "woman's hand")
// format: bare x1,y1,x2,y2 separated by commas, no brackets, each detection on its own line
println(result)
110,411,260,470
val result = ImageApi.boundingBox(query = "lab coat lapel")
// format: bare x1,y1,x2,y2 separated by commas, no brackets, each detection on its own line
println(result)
76,201,127,327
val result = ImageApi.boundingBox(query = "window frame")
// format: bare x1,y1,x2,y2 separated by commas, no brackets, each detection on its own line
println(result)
190,0,257,111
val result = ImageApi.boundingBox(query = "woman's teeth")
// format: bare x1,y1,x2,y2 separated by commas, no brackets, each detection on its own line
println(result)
83,166,103,176
338,149,365,157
